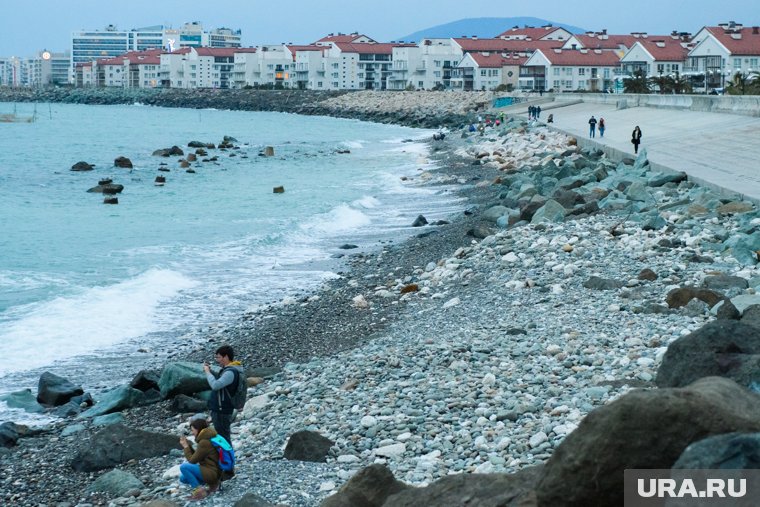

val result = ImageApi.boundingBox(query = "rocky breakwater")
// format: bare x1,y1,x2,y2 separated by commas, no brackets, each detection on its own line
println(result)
0,88,491,128
297,90,495,128
5,119,760,506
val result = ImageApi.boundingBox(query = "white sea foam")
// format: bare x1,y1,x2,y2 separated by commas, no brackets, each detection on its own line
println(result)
339,140,365,150
0,269,198,375
352,196,381,209
302,204,372,235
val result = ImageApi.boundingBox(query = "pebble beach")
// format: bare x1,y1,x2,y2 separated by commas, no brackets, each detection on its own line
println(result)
2,92,760,506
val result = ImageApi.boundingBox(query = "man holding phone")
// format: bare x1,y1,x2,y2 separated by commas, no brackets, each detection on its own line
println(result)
203,345,241,448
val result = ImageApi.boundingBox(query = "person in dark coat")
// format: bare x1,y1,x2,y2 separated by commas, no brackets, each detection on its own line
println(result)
588,116,597,137
179,418,222,501
631,126,642,154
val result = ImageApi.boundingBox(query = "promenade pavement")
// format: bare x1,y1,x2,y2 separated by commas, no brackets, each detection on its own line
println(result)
513,101,760,204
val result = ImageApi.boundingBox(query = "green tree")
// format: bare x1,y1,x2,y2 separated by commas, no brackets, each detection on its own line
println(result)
623,69,650,94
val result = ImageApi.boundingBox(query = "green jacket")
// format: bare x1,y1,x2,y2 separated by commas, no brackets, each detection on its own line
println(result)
183,427,221,487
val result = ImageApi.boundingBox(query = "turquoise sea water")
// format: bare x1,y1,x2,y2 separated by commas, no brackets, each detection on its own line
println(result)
0,102,462,422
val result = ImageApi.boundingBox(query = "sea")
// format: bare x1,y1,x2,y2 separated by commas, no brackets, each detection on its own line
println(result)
0,102,464,425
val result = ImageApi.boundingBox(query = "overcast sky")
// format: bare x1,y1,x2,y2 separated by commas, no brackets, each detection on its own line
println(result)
3,0,759,57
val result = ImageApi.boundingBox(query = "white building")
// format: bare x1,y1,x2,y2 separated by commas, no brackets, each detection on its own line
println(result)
522,48,620,92
161,47,254,89
71,22,242,81
619,36,690,78
25,50,71,86
686,22,760,91
451,52,527,91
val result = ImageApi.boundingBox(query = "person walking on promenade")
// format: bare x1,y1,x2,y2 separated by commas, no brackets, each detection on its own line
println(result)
631,126,643,154
527,105,533,120
204,345,244,448
179,418,222,501
547,113,554,123
588,115,597,137
598,117,606,137
536,105,541,119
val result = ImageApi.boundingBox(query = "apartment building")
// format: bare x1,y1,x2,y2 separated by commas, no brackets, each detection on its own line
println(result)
71,22,242,81
619,36,690,78
522,48,620,91
161,47,256,89
686,22,760,91
497,25,573,41
451,52,528,91
25,51,71,86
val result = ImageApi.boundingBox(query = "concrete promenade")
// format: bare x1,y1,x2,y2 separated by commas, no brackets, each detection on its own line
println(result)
508,99,760,204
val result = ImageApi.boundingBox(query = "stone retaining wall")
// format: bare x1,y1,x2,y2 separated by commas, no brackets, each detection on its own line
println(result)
553,92,760,117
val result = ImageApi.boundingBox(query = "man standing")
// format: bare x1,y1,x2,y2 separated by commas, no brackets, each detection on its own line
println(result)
588,115,597,137
204,345,244,447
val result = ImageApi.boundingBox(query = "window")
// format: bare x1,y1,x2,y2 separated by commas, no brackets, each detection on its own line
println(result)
657,64,664,73
418,81,423,88
553,67,560,76
434,71,441,77
317,81,323,87
751,58,758,67
672,64,679,71
578,68,585,75
481,69,487,76
553,80,559,88
734,58,742,68
604,68,610,78
434,60,441,67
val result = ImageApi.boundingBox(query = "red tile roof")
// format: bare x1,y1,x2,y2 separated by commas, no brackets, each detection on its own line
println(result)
534,49,621,66
234,47,258,53
634,38,691,61
315,34,375,44
195,47,237,57
454,38,564,53
333,42,416,54
467,52,529,67
705,26,760,55
574,33,664,51
96,56,127,66
496,26,568,40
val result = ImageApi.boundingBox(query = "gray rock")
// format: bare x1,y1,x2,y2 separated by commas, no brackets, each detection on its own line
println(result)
61,424,87,437
71,424,179,472
234,493,278,507
284,430,334,463
85,469,145,496
703,275,749,291
71,161,94,171
321,464,408,507
385,466,541,507
656,320,760,389
170,394,208,413
158,361,209,399
78,385,145,418
482,206,511,223
531,199,565,224
673,432,760,469
130,370,160,392
536,377,760,507
0,422,20,447
92,413,125,427
37,372,84,406
411,215,428,227
583,276,625,291
0,389,44,413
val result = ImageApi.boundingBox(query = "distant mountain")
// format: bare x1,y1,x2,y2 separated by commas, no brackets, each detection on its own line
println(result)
396,17,587,43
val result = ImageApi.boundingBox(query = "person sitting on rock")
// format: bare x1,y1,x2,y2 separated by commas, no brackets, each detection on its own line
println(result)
179,418,222,501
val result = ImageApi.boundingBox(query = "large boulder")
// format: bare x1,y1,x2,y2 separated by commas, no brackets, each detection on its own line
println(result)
531,199,565,224
85,469,144,496
536,377,760,507
158,361,209,399
321,464,408,507
583,276,625,291
656,320,760,388
703,274,749,291
0,389,44,413
130,370,160,392
0,422,20,447
673,432,760,469
114,156,133,168
37,372,84,406
78,385,145,418
71,161,94,171
71,424,179,472
234,493,278,507
86,183,124,194
170,394,208,413
385,466,541,507
284,430,334,462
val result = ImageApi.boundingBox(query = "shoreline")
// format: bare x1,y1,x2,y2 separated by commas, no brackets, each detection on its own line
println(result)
2,105,760,506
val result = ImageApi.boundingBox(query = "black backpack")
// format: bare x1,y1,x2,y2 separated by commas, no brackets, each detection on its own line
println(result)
224,366,247,411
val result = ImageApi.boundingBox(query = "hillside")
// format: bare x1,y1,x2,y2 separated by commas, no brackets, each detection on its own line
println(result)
396,16,586,43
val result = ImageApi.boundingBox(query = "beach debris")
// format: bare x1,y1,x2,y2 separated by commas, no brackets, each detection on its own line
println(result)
154,176,166,186
186,169,196,174
187,153,197,162
336,149,351,154
179,160,190,168
261,146,275,157
70,161,94,171
273,186,285,194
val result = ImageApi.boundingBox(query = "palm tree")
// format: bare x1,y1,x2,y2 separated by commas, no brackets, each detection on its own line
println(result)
624,69,651,94
726,71,755,95
648,74,670,94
